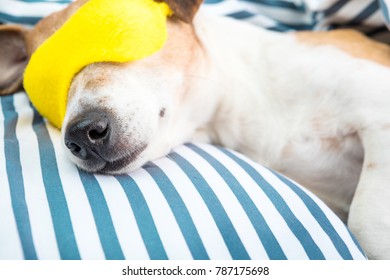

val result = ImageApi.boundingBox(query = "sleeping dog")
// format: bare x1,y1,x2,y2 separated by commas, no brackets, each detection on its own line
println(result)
0,0,389,259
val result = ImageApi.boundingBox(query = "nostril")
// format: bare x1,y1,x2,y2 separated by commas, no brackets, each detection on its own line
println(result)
88,121,109,141
66,141,89,159
68,142,81,153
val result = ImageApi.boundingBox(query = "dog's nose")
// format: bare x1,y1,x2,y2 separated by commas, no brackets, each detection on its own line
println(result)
64,111,110,160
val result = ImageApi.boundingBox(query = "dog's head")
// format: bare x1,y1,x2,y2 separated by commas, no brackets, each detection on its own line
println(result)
0,0,205,174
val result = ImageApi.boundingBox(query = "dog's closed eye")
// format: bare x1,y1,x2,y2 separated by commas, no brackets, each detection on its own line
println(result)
160,108,166,118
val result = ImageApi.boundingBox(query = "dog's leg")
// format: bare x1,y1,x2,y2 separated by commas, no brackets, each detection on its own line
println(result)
348,127,390,259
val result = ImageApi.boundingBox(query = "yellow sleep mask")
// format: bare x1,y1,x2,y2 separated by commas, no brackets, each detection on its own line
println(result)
24,0,172,128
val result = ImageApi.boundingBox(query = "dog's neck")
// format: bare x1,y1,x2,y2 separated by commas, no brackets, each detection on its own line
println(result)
184,10,284,152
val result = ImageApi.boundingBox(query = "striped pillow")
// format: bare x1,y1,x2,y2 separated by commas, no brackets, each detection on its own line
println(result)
2,0,390,41
203,0,390,42
2,0,390,30
0,0,72,25
0,93,365,260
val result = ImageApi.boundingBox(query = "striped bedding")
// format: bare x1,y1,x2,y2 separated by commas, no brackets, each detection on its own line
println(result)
1,93,365,260
2,0,390,39
0,0,369,260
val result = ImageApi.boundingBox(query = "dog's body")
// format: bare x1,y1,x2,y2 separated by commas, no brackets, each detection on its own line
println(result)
1,0,390,259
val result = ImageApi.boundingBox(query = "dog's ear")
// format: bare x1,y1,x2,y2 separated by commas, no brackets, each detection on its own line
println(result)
158,0,203,23
0,25,30,95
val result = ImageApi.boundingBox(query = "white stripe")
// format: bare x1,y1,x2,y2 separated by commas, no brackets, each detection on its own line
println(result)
201,6,279,31
245,14,282,29
184,144,271,260
95,175,149,260
322,0,375,24
153,155,232,259
288,179,366,259
0,94,24,260
195,144,308,259
176,145,267,259
204,1,313,25
260,168,344,259
239,1,313,25
228,147,365,259
46,124,105,260
0,0,68,18
13,93,60,260
44,0,73,2
132,168,192,259
225,148,341,258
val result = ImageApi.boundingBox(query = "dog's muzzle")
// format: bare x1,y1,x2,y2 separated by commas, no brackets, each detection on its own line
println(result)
64,110,145,173
65,110,110,160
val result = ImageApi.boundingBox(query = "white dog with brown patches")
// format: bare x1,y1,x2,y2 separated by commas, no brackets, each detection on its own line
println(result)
0,0,389,259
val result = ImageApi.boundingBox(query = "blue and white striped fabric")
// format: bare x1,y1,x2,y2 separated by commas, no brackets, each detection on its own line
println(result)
203,0,386,31
0,0,367,260
2,0,390,41
1,92,366,260
204,0,390,42
0,0,71,25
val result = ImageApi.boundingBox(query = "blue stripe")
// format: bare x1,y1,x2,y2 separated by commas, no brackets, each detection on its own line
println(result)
227,10,255,20
0,12,42,25
31,107,81,260
0,0,71,25
323,0,349,17
267,25,292,32
242,0,306,11
349,0,379,24
186,144,287,259
218,148,325,260
78,171,125,260
169,152,250,260
144,162,210,260
269,22,314,31
380,0,390,23
271,171,357,260
330,0,380,28
1,95,37,260
115,175,168,260
204,0,224,3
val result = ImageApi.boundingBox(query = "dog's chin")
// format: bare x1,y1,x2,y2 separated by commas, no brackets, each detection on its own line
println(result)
75,155,147,175
70,145,149,175
100,160,146,175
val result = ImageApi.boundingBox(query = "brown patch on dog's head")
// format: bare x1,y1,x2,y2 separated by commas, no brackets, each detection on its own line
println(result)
82,63,114,92
67,62,116,101
158,0,203,23
84,75,110,92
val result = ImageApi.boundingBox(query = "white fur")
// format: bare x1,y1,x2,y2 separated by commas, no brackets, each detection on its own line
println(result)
62,10,390,259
